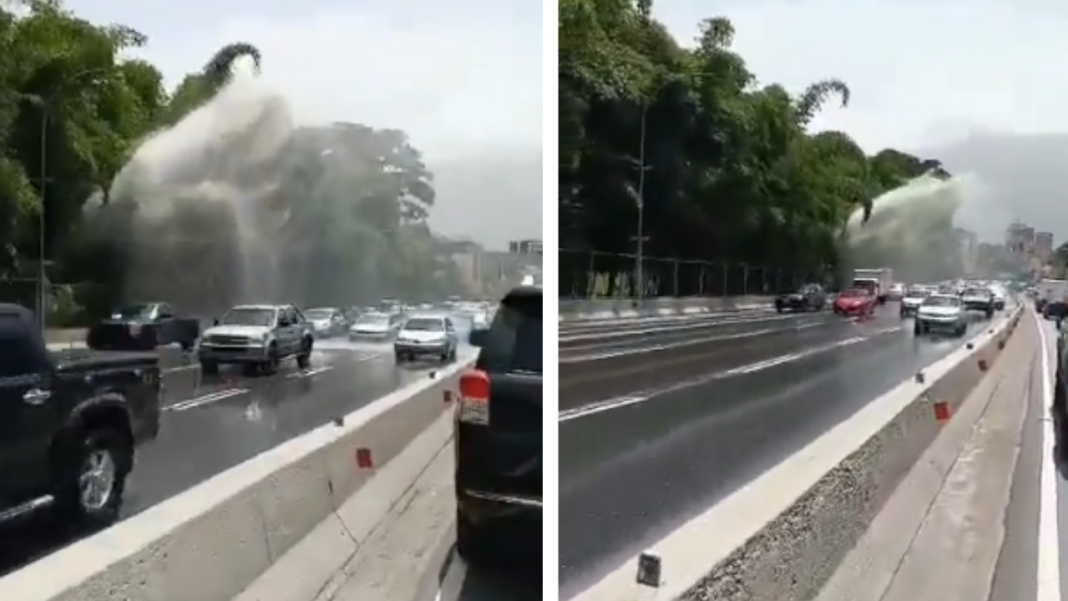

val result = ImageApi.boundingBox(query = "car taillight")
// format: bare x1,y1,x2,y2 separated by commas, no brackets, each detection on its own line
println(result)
458,370,490,425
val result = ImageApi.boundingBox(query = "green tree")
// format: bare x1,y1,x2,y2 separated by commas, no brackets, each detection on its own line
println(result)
559,4,950,292
0,0,464,324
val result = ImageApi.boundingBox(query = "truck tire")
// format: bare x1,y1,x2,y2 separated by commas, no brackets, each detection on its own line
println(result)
456,510,494,568
913,321,925,336
297,338,313,369
259,343,280,375
200,360,219,375
51,427,132,530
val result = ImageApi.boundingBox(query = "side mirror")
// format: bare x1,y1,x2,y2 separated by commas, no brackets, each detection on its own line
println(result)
213,318,220,326
468,328,489,347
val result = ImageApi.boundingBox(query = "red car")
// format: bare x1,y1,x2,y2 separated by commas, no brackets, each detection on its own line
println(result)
833,288,876,316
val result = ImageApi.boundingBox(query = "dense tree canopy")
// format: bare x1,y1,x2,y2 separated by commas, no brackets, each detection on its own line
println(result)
560,2,951,289
0,0,461,324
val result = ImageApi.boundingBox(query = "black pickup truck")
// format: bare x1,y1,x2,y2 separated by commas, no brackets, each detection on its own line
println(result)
86,302,200,351
774,284,828,313
0,304,161,529
455,284,542,566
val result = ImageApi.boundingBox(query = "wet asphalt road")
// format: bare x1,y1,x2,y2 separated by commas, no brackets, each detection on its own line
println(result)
559,305,1007,597
0,337,458,576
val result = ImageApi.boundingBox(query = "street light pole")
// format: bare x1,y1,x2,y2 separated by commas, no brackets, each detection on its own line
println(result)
37,110,49,330
633,73,714,302
28,67,110,330
635,105,649,301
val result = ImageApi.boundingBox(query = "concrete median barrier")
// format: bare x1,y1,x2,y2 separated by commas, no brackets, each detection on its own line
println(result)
572,306,1026,601
559,296,775,322
0,356,476,601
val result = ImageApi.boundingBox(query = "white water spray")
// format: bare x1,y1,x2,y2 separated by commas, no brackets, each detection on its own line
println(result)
842,172,989,281
101,58,295,308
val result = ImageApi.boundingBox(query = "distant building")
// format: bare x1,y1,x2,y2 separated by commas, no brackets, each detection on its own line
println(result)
1006,220,1034,254
1035,231,1054,262
508,239,542,255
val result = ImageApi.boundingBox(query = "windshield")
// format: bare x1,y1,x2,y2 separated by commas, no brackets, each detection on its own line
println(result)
304,309,334,320
923,296,960,308
906,290,928,298
357,314,390,325
839,289,867,298
963,288,989,297
852,279,878,292
403,318,444,332
220,307,276,327
113,304,154,319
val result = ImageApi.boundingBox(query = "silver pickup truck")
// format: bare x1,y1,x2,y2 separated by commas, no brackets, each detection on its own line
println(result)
197,304,314,375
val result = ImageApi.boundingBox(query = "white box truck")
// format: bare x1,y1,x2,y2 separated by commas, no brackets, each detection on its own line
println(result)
852,268,893,305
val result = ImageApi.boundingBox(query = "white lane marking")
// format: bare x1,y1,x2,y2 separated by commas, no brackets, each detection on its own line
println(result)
166,388,249,411
562,321,828,364
162,365,199,374
559,334,875,422
283,352,383,379
1036,311,1061,601
354,352,386,363
286,365,336,379
559,313,817,343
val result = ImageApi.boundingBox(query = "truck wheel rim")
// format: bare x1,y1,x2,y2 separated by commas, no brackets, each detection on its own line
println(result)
79,449,116,511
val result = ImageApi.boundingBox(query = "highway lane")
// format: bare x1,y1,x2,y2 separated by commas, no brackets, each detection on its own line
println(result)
562,310,853,414
0,338,463,576
561,312,830,364
558,307,1005,597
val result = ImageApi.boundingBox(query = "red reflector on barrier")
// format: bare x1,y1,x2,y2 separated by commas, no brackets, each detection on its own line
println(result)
933,401,951,423
978,358,989,372
356,448,373,469
444,390,453,404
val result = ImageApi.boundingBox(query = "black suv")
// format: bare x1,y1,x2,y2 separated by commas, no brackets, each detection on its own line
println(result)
454,284,542,565
774,284,827,313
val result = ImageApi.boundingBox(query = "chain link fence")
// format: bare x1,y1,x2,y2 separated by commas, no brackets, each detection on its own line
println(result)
561,249,831,299
0,280,115,328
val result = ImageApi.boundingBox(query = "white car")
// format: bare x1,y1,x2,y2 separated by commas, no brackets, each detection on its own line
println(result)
887,282,906,301
349,312,399,341
394,314,459,363
988,285,1007,310
914,294,967,337
899,288,929,317
304,307,345,337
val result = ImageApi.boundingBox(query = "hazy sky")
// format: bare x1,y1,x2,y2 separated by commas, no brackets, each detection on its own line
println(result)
66,0,543,248
656,0,1068,243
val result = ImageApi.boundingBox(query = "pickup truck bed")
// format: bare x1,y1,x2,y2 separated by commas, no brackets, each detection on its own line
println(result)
49,348,156,368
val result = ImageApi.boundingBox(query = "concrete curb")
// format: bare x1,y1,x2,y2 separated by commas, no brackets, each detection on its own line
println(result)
814,314,1034,601
0,356,476,601
233,411,455,601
